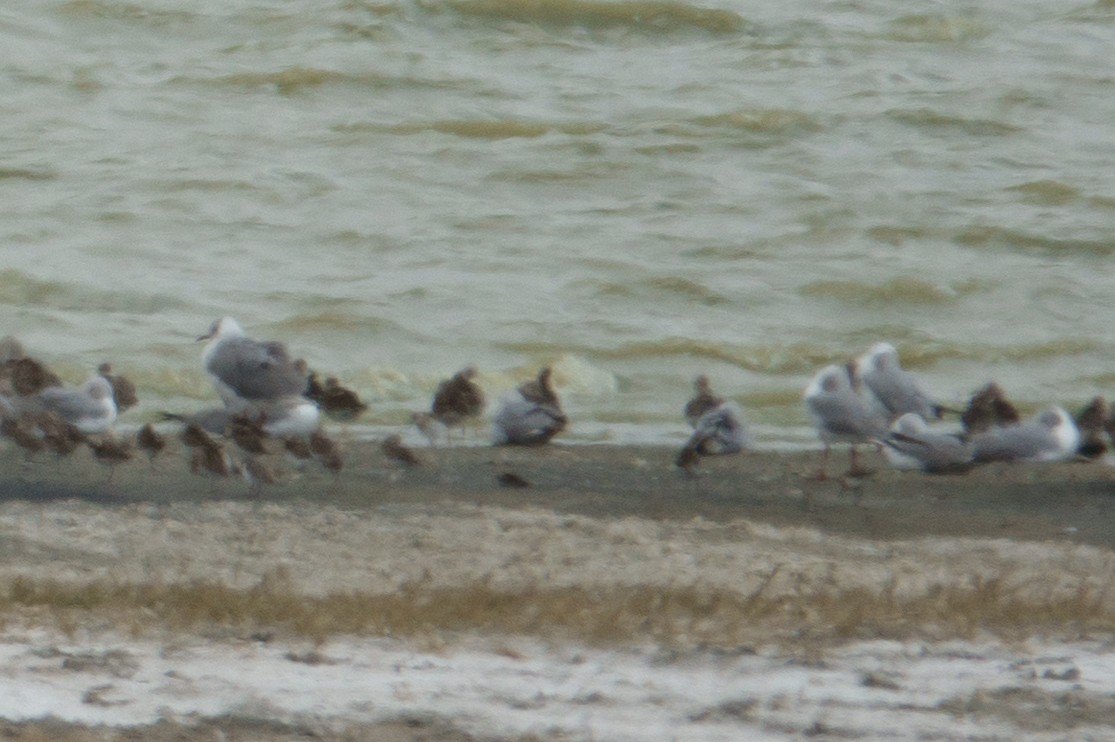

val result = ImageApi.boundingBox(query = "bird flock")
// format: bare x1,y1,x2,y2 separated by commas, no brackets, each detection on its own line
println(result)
0,323,1106,491
676,341,1098,480
0,318,566,492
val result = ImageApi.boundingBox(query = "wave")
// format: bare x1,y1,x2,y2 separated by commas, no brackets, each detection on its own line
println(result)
955,225,1115,257
799,277,988,306
887,107,1020,137
439,0,746,35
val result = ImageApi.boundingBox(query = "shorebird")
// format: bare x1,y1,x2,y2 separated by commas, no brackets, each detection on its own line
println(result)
136,422,167,462
856,343,949,421
228,413,269,455
381,433,420,467
684,375,723,428
97,362,138,413
970,406,1080,464
305,372,368,421
517,366,560,407
1074,396,1109,459
87,437,133,479
9,356,62,397
803,362,889,479
310,429,343,475
197,317,310,412
961,382,1021,435
878,412,974,474
428,366,485,440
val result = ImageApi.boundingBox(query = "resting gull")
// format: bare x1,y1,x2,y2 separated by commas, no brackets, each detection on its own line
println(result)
970,406,1080,464
33,376,118,435
878,412,974,474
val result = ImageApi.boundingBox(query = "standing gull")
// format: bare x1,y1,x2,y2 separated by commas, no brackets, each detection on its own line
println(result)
803,362,888,479
197,317,311,412
856,342,948,421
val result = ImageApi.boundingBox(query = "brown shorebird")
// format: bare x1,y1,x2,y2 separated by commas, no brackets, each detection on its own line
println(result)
961,382,1021,435
496,470,530,488
1,416,45,457
310,430,343,475
39,414,86,457
305,372,367,421
1074,396,1110,459
190,441,235,479
180,422,217,450
429,366,485,439
10,357,62,396
97,363,138,413
684,375,723,428
228,414,269,455
87,437,133,480
517,366,560,407
381,433,420,467
136,423,167,462
239,455,278,495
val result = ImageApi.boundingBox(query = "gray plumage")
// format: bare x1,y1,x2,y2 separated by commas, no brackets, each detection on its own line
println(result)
199,317,308,407
970,406,1080,463
857,342,943,421
880,413,974,474
491,390,567,446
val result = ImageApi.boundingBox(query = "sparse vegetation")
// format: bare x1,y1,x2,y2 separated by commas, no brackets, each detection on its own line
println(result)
1,569,1111,648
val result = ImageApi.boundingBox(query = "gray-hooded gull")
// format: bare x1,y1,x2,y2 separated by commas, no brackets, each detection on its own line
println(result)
803,362,889,478
970,406,1080,464
879,412,974,474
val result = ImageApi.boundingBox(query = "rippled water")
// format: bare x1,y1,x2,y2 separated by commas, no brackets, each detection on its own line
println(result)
3,0,1115,444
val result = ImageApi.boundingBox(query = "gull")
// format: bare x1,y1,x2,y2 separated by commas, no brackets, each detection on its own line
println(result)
856,342,948,421
878,413,974,474
675,401,752,472
33,376,117,435
970,406,1080,464
684,375,724,428
803,362,889,479
491,391,567,447
197,317,310,412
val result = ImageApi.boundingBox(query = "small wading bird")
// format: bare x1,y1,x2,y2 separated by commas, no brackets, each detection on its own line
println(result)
98,362,138,413
416,366,485,444
305,372,367,421
684,375,724,428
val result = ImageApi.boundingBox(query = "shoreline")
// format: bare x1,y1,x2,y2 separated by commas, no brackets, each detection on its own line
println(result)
4,440,1115,549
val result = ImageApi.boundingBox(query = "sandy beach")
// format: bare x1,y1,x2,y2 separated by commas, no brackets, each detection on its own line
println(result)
2,440,1115,740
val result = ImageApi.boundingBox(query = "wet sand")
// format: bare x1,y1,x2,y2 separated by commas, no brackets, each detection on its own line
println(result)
5,440,1115,549
2,441,1115,741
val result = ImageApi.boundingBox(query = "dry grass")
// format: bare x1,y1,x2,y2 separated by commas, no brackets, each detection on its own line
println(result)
1,567,1111,648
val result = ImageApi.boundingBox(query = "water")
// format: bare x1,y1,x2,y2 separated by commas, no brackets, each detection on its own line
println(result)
3,0,1115,445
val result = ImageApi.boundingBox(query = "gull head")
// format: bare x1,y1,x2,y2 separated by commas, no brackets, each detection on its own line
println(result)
197,317,245,343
